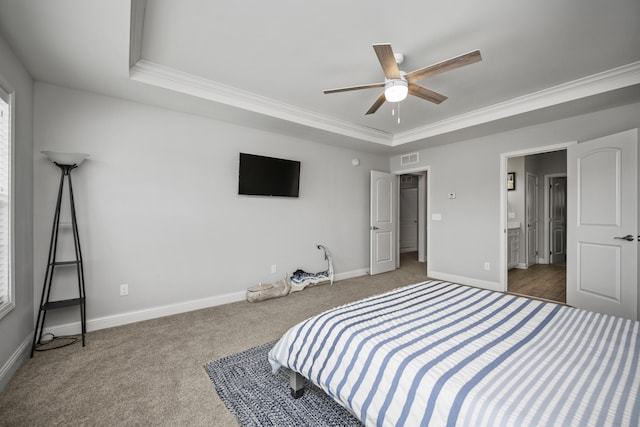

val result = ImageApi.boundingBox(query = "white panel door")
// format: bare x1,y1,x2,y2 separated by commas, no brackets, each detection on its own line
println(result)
567,129,638,320
526,173,539,266
370,171,396,275
400,188,418,252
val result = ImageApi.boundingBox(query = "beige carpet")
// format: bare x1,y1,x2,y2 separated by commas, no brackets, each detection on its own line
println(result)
0,253,427,426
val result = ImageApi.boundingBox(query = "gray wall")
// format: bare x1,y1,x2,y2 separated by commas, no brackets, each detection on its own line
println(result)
32,83,388,332
0,35,34,390
390,101,640,289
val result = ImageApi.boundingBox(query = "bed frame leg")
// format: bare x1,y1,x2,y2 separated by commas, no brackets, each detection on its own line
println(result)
290,370,305,399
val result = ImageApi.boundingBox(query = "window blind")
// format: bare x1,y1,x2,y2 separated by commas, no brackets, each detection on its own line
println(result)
0,91,10,308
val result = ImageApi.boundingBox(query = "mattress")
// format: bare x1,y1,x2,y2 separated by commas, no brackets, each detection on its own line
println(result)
268,280,640,426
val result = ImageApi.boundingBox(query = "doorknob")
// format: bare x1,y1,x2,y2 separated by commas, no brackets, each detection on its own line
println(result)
370,226,379,230
614,234,635,242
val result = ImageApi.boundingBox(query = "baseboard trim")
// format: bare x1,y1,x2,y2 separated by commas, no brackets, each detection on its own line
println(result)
334,268,368,281
43,290,247,337
0,333,32,392
43,268,370,337
428,271,503,292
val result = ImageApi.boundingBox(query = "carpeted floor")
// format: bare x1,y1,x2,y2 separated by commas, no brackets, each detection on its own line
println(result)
205,341,361,426
0,253,427,426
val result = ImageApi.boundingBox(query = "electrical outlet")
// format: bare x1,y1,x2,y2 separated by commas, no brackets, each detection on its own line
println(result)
484,262,491,271
120,284,129,296
271,264,277,274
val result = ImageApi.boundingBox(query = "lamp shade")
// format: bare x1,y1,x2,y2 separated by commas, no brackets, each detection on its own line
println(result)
41,151,90,166
384,80,408,103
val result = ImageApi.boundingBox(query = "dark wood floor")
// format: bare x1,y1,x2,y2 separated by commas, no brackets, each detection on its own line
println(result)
508,264,566,304
400,252,566,304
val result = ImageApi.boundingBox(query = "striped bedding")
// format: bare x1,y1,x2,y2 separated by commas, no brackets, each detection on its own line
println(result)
268,280,640,426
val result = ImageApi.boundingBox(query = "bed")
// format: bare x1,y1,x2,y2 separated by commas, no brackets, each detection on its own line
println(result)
268,280,640,426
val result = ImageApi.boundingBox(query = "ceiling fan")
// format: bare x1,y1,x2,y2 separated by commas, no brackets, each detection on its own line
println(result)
323,44,482,115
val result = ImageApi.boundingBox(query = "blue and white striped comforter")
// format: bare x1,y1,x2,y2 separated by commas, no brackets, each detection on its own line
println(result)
268,280,640,426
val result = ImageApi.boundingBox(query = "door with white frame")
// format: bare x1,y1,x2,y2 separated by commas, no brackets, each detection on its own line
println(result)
567,129,638,320
525,172,539,267
370,171,397,275
501,144,569,293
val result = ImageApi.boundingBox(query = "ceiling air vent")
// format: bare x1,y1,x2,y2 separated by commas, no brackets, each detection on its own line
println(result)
400,152,419,166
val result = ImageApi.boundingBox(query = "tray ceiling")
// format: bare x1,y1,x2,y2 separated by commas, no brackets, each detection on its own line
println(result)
1,0,639,152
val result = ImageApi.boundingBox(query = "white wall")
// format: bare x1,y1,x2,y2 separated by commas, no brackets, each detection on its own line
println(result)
33,83,388,332
390,101,640,290
0,34,34,391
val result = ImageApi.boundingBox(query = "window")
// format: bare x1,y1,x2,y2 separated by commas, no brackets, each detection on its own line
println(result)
0,82,13,320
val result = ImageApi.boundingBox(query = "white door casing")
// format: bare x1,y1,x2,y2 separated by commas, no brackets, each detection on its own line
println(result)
567,129,638,320
400,187,418,252
370,171,397,275
500,142,571,292
417,172,428,263
526,173,539,266
549,176,567,264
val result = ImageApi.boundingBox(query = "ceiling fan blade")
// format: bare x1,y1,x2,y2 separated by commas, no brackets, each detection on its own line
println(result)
406,50,482,84
373,44,400,79
323,82,385,94
365,92,386,115
408,84,447,104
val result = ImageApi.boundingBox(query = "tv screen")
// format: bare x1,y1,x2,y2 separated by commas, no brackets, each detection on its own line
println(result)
238,153,300,197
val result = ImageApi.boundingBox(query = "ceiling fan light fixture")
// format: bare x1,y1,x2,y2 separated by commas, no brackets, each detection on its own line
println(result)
384,79,408,103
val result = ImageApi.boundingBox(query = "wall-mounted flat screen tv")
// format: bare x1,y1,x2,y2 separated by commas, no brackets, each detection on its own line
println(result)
238,153,300,197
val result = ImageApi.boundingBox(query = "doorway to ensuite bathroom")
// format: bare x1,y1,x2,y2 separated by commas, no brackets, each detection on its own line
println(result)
506,150,567,304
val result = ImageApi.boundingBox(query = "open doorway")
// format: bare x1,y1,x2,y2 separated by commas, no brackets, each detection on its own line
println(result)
505,150,567,303
398,171,428,274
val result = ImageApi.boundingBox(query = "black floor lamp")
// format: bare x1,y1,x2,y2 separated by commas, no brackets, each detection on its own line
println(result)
31,151,89,357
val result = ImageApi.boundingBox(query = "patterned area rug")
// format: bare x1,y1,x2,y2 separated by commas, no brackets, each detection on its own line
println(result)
205,341,362,426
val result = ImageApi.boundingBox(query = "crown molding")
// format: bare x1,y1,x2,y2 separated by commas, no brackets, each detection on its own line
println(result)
129,60,393,146
130,59,640,148
392,61,640,146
